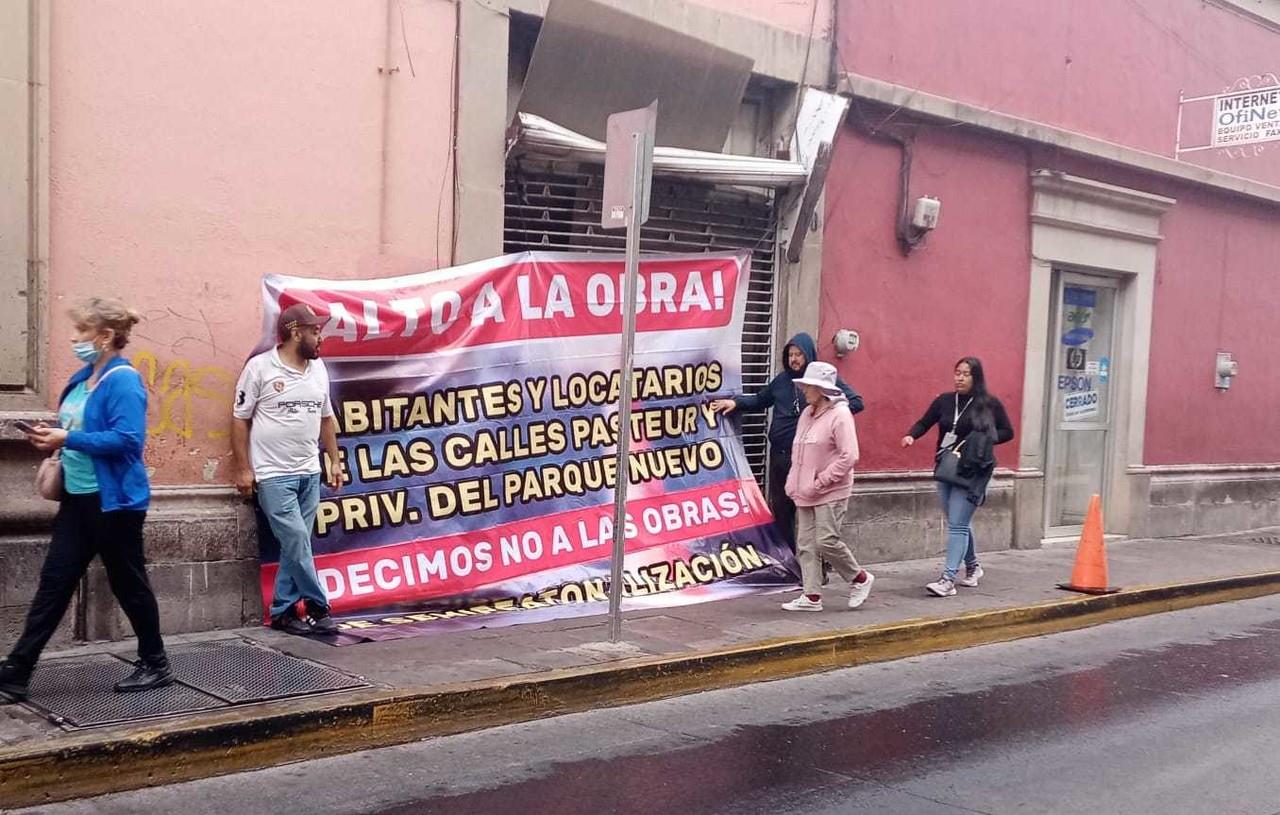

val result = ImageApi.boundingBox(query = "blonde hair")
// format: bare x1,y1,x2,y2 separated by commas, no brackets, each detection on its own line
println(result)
69,297,142,350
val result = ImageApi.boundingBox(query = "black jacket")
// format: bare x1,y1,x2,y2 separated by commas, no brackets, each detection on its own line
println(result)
907,392,1014,451
909,392,1014,505
732,332,864,459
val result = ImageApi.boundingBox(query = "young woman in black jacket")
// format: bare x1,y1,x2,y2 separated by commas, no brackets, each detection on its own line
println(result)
900,357,1014,597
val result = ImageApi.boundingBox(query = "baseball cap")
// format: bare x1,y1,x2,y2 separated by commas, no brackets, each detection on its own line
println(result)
277,303,329,339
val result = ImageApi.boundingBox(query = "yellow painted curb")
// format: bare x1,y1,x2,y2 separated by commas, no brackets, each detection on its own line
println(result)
2,571,1279,808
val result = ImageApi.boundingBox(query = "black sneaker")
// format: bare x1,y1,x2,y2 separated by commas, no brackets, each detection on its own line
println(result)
114,657,175,693
0,658,31,703
271,612,313,636
304,600,339,635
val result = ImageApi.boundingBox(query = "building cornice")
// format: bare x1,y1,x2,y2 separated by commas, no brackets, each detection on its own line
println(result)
839,72,1280,209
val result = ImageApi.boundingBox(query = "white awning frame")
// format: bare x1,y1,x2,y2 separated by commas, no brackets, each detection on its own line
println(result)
508,113,808,188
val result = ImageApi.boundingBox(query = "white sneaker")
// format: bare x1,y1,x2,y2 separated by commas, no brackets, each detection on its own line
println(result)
847,572,875,609
782,595,823,612
958,565,984,588
926,577,957,597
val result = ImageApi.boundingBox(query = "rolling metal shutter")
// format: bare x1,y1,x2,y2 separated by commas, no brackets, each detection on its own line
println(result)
504,159,779,484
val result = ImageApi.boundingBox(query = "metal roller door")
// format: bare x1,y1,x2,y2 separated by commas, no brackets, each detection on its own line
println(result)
503,159,779,483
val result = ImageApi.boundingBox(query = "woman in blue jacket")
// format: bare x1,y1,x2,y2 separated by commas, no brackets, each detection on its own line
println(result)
0,298,171,703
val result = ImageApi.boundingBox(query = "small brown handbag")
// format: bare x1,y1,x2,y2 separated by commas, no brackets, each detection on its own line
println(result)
36,451,63,501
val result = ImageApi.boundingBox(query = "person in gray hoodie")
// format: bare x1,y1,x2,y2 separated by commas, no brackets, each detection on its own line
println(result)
710,332,863,551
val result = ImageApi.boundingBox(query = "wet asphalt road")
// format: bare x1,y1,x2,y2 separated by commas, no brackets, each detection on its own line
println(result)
18,595,1280,815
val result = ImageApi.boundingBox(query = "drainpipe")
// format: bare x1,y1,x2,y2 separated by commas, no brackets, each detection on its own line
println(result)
378,0,399,254
848,110,924,257
827,0,839,91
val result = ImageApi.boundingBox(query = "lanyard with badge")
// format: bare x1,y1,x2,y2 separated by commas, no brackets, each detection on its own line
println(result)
941,394,972,450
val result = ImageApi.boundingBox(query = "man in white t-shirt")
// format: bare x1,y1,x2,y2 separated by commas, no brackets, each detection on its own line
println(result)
232,304,345,636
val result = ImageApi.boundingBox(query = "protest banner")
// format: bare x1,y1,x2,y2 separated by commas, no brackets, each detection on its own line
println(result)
251,252,799,641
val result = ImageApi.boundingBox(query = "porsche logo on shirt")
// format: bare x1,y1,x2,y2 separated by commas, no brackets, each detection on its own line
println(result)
277,399,324,416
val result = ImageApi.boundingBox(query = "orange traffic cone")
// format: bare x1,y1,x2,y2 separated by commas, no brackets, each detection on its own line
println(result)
1057,494,1119,595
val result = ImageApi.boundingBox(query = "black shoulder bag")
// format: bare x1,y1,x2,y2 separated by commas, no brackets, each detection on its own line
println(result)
933,439,974,489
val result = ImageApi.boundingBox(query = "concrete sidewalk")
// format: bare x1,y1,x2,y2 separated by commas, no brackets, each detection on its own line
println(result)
3,528,1280,807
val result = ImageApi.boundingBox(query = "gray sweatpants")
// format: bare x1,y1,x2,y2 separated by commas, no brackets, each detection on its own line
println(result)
795,499,861,596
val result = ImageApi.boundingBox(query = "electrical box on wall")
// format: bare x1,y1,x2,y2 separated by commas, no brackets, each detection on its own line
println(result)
833,329,860,357
1215,352,1238,390
911,196,941,230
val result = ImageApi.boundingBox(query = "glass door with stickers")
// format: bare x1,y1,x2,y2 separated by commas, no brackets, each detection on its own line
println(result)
1045,272,1118,535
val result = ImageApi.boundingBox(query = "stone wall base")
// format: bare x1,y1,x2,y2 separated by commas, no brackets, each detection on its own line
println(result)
0,479,262,649
2,464,1279,644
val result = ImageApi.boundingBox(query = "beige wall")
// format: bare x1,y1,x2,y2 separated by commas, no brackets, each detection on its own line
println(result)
689,0,832,36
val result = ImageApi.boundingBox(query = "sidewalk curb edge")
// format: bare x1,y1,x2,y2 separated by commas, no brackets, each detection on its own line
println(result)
3,570,1278,808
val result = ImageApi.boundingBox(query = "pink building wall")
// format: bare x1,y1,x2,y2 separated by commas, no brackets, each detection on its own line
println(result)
1144,186,1280,464
46,1,457,485
821,125,1032,473
823,126,1280,473
839,0,1280,187
1041,150,1280,466
832,0,1280,472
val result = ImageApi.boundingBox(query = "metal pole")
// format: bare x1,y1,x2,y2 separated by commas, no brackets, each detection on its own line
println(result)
1175,90,1185,157
607,132,643,643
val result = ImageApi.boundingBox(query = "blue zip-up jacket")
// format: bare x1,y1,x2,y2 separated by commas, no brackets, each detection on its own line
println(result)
732,332,864,460
60,356,151,512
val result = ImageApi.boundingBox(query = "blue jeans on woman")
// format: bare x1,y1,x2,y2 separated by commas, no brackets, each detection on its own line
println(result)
257,473,328,619
937,481,980,581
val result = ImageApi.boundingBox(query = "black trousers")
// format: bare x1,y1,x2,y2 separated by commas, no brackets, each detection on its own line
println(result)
767,453,798,553
8,492,165,670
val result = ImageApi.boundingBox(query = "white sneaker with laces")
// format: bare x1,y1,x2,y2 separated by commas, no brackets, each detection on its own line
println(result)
958,565,984,588
926,577,957,597
782,595,823,612
847,572,875,609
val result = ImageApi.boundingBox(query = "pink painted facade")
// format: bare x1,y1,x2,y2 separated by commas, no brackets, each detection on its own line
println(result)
45,1,457,484
822,126,1032,472
13,0,1277,524
828,0,1280,475
839,0,1280,186
6,0,1277,641
39,0,827,487
1139,182,1280,464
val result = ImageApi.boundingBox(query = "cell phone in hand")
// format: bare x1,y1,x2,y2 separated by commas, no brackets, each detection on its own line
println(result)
13,420,40,434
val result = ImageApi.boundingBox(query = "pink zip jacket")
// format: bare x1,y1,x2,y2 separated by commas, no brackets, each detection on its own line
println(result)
784,398,859,508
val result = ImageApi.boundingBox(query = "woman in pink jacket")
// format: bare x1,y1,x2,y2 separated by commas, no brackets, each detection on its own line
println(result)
781,362,874,612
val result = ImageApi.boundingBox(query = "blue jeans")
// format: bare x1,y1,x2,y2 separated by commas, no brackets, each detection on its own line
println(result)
257,473,328,618
937,481,980,581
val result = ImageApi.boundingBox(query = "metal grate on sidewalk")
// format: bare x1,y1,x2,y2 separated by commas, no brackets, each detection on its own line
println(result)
21,639,368,729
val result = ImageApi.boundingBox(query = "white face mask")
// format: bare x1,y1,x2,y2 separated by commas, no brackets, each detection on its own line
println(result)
73,340,102,363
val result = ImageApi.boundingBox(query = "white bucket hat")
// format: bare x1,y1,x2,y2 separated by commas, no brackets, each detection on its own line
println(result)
793,361,844,398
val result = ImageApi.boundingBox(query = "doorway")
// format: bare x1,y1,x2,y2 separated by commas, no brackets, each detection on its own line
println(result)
1045,271,1120,536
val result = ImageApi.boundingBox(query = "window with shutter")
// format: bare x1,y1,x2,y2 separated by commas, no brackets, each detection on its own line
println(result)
503,159,779,485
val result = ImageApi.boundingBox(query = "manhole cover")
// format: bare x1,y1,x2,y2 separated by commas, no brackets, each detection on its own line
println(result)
23,653,222,728
172,640,366,704
21,640,368,729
